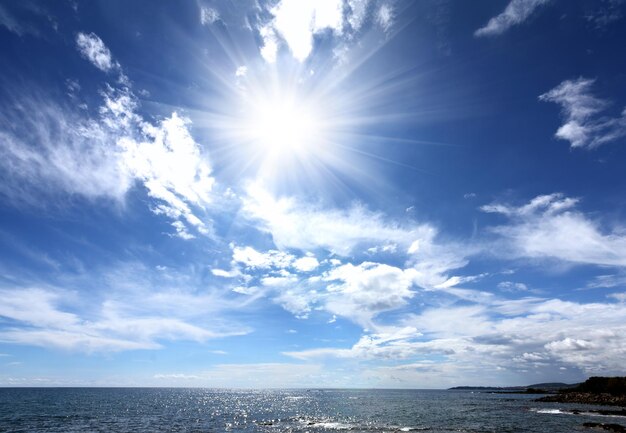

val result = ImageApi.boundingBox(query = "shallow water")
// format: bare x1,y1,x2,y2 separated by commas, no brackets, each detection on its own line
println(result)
0,388,624,432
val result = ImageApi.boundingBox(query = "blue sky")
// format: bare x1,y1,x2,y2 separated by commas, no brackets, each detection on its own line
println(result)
1,0,626,388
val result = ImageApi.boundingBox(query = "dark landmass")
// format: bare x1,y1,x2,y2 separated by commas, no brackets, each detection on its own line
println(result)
449,382,576,394
537,377,626,407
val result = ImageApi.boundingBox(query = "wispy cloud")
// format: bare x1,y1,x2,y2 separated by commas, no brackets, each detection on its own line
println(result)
0,265,251,352
153,363,324,387
0,4,26,36
199,6,220,26
347,0,371,32
0,33,215,239
242,184,436,256
540,77,626,148
76,32,119,72
482,193,626,267
475,0,550,37
376,2,394,32
585,0,625,28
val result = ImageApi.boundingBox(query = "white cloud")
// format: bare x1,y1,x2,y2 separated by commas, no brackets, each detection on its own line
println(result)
587,273,626,289
482,193,626,267
347,0,370,31
259,25,279,63
0,4,27,36
475,0,550,37
268,0,343,62
119,110,215,238
1,40,215,238
609,292,626,302
323,262,415,327
376,3,394,32
261,275,297,287
497,281,529,292
232,246,294,269
154,373,200,380
0,261,253,353
255,0,395,63
0,90,132,204
539,77,626,148
367,243,397,254
286,295,626,377
76,32,118,72
153,363,325,388
211,268,240,278
585,0,624,28
239,186,470,324
293,256,319,272
242,184,435,256
200,7,219,25
0,288,245,352
235,66,248,77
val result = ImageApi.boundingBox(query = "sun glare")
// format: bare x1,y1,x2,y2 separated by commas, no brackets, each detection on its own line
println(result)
243,94,323,156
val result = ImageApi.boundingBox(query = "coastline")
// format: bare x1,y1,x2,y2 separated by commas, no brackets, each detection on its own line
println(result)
537,392,626,407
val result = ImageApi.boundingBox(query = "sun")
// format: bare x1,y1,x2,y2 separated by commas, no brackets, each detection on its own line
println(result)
247,99,317,152
242,92,324,157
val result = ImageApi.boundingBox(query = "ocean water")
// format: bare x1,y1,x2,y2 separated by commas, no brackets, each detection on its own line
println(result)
0,388,623,432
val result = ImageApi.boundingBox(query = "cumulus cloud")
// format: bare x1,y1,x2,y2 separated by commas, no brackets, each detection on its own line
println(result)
293,255,319,272
323,262,415,326
540,77,626,148
482,193,626,267
76,32,118,72
286,295,626,377
238,186,472,324
475,0,550,37
232,246,295,269
266,0,343,62
257,0,393,62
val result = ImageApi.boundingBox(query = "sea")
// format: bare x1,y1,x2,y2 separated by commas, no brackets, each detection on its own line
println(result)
0,388,623,432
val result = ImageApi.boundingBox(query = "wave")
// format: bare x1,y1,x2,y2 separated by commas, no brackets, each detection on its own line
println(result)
532,408,626,419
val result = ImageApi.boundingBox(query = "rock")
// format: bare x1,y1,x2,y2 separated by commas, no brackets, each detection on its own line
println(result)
583,422,626,433
538,392,626,406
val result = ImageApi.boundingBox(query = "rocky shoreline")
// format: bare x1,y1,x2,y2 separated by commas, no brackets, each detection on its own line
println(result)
583,423,626,433
537,392,626,407
534,377,626,432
